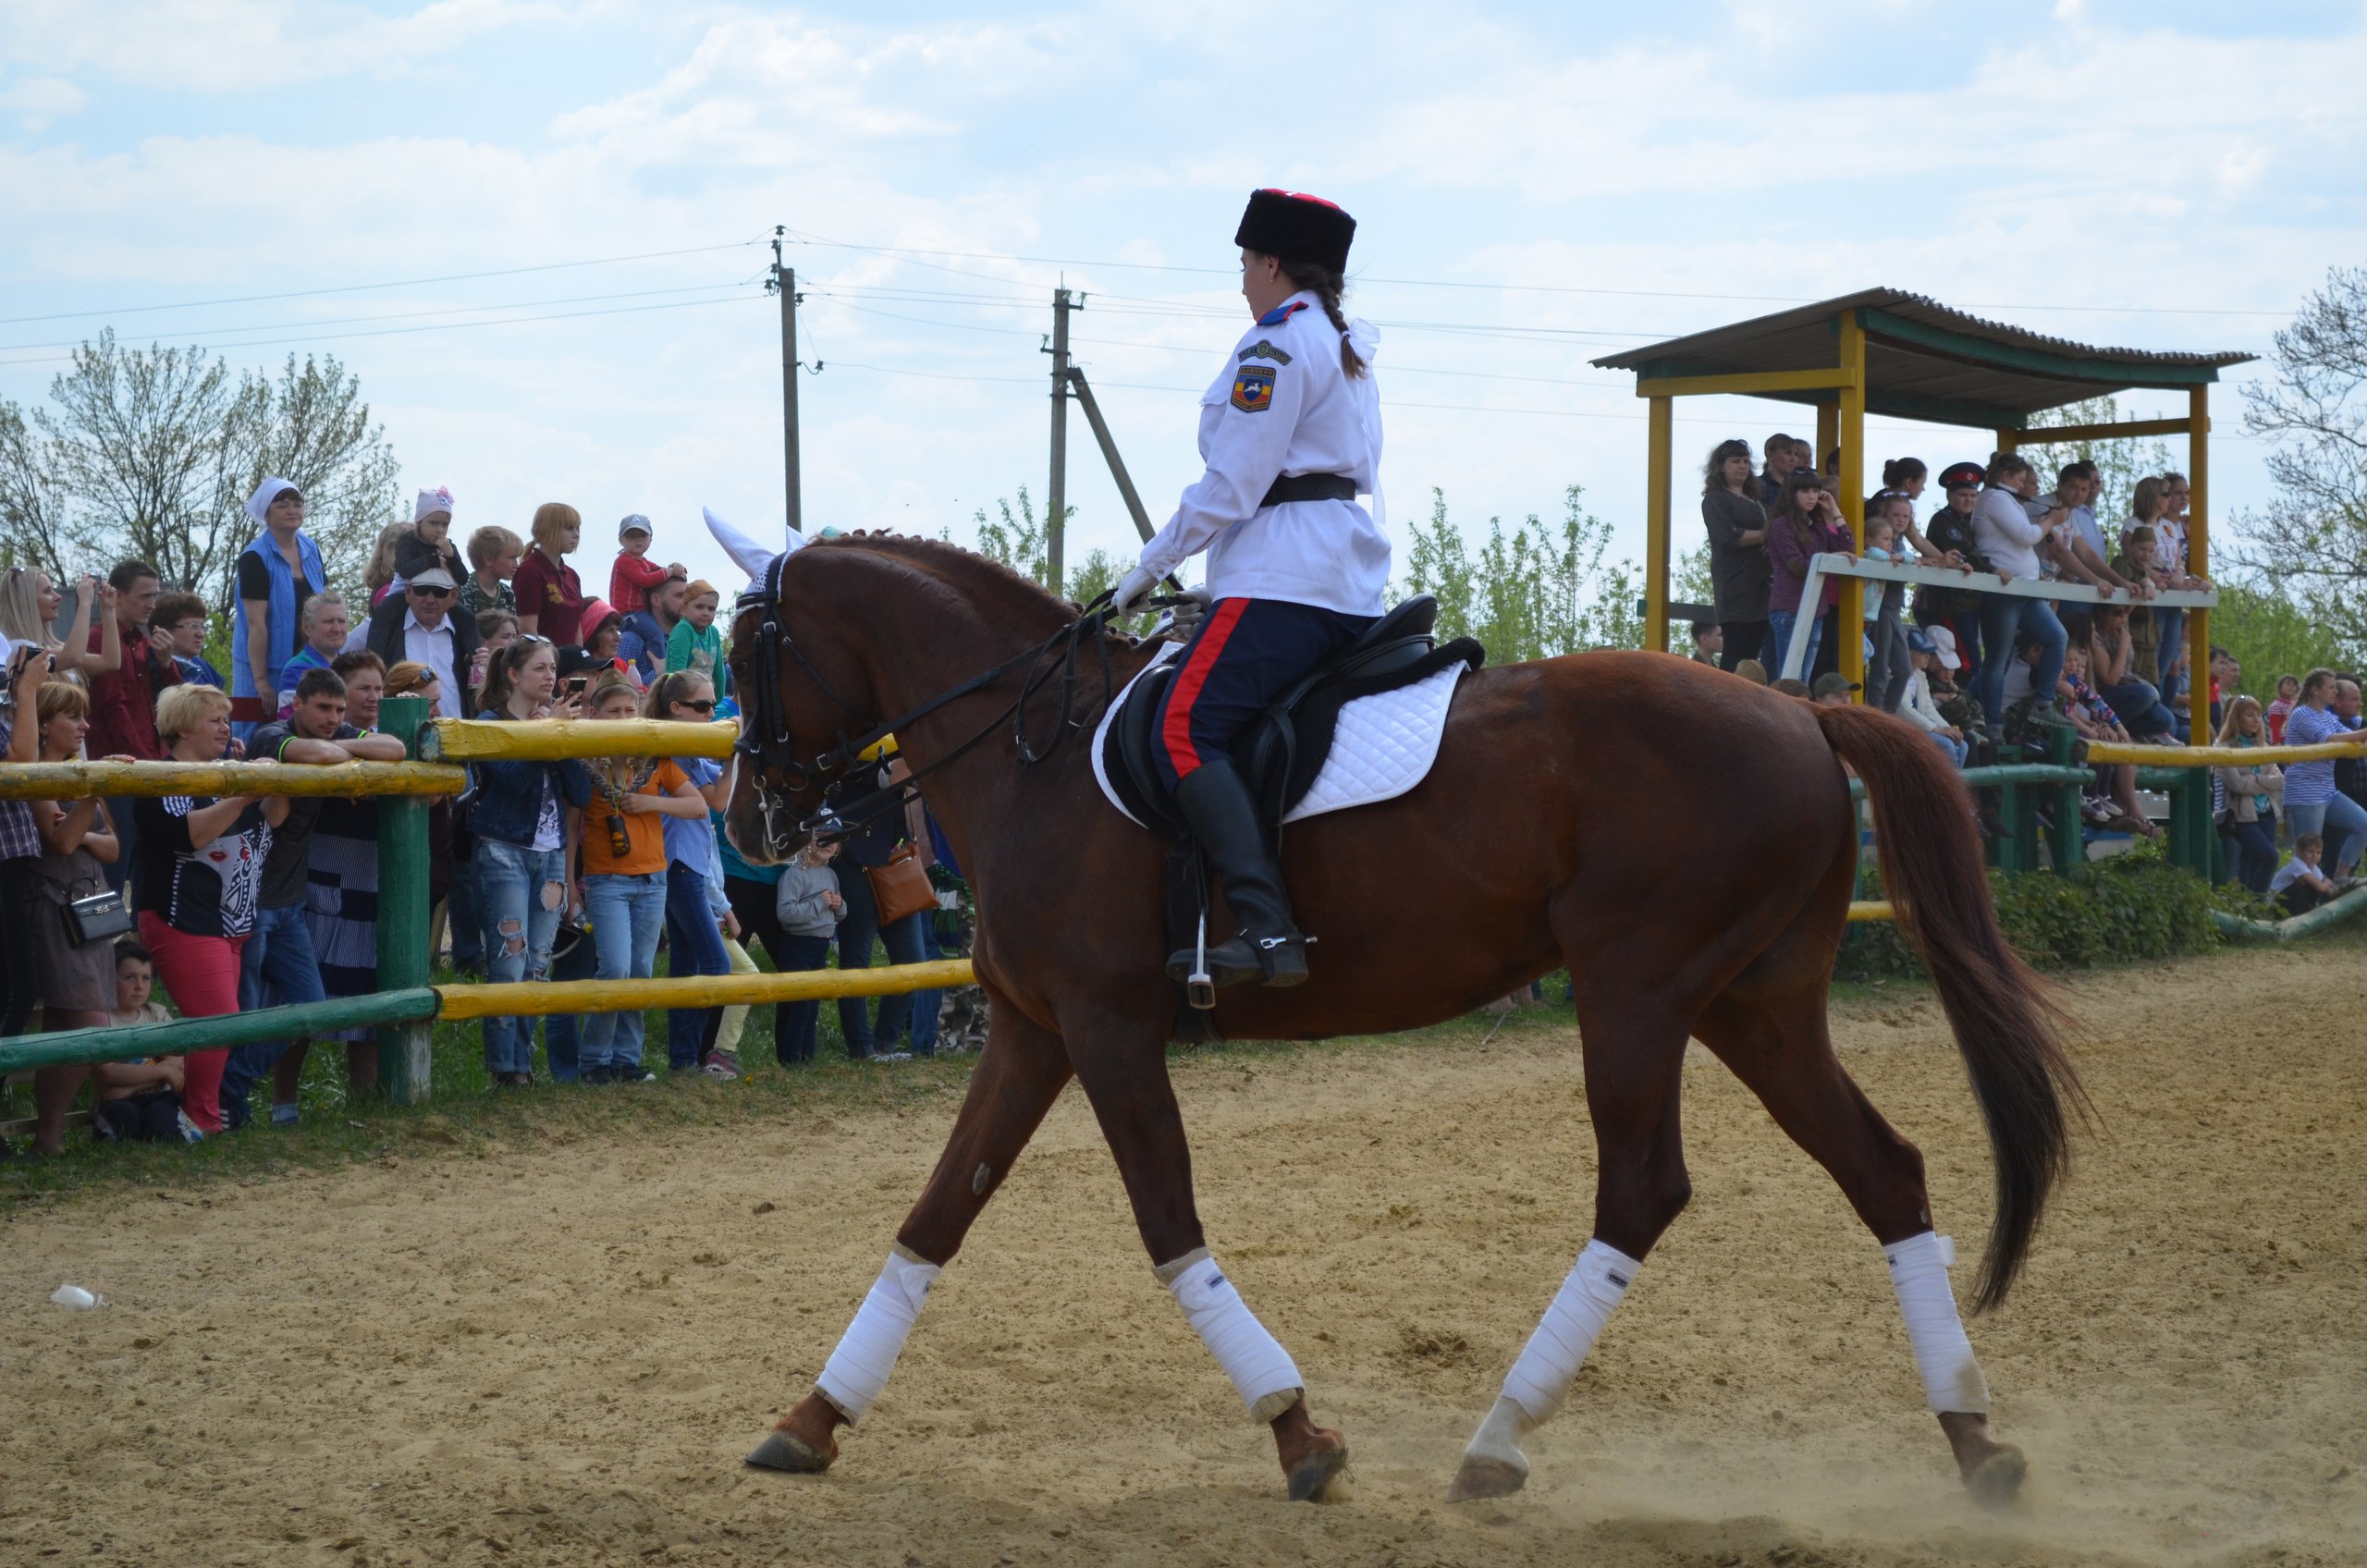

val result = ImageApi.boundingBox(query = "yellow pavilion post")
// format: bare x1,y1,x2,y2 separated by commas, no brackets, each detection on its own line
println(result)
1645,395,1672,654
2186,384,2211,717
1835,311,1868,695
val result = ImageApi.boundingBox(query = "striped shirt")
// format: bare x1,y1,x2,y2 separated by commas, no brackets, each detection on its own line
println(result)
2281,704,2353,806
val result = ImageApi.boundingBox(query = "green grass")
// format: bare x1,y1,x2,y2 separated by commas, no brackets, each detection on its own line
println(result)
9,916,2363,1211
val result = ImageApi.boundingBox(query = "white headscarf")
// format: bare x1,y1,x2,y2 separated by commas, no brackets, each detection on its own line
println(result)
246,476,300,529
704,507,803,588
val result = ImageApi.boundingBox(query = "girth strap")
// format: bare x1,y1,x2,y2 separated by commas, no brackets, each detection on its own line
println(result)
1258,473,1356,508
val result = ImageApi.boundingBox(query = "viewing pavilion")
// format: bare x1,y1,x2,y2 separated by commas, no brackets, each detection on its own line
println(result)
1592,289,2254,694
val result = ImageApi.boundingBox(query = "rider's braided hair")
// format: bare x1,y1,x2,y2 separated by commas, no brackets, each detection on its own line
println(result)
1279,261,1367,380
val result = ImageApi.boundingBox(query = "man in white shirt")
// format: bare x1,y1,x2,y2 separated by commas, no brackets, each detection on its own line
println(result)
364,565,478,718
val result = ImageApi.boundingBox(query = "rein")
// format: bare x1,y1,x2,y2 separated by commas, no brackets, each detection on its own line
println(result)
732,552,1171,851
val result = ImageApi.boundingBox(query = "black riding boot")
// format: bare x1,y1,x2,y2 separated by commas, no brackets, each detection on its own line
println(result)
1163,758,1308,989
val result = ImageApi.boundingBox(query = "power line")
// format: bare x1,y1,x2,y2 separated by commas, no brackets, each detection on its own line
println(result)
0,279,760,356
781,229,2293,321
0,292,758,370
0,238,768,328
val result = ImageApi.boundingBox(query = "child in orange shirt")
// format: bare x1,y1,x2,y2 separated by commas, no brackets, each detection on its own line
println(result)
573,672,706,1083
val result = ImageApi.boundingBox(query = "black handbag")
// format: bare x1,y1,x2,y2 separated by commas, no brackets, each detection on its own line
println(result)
66,889,135,947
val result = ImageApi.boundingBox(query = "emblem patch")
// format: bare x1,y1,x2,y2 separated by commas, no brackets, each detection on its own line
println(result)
1231,364,1277,413
1238,339,1293,365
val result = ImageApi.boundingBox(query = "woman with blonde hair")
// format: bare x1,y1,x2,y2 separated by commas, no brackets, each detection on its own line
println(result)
21,680,122,1151
362,521,411,608
0,564,118,683
131,682,290,1132
2213,694,2283,896
514,503,587,645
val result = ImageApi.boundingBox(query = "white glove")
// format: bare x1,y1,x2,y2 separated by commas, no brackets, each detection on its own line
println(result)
1111,563,1161,615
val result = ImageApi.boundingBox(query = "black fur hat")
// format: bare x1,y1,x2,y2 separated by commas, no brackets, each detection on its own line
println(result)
1234,189,1355,274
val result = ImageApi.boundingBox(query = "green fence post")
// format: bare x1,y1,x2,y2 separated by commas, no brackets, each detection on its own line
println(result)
2046,728,2083,880
376,694,434,1104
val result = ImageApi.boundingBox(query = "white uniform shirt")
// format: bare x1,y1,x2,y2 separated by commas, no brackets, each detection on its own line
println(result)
1137,290,1391,617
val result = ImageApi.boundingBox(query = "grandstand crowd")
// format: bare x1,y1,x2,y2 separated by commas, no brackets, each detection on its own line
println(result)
3,454,2363,1156
1,483,955,1156
1694,434,2367,896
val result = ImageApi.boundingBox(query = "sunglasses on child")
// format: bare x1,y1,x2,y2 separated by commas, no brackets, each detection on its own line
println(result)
677,698,717,713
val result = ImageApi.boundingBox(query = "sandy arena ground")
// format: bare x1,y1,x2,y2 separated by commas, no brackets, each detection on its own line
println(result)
5,942,2363,1567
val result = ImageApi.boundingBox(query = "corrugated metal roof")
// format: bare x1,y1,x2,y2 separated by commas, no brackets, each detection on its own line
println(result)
1592,288,2255,426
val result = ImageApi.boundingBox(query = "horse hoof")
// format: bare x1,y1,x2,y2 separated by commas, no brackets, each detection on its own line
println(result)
1286,1443,1351,1503
744,1428,836,1474
1445,1455,1528,1503
1965,1444,2028,1509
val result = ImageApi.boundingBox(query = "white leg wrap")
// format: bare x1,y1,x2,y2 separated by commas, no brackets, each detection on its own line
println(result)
1500,1239,1640,1424
1157,1248,1304,1424
1883,1231,1990,1415
815,1244,940,1425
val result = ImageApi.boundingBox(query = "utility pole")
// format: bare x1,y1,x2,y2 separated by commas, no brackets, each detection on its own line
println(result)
1066,367,1154,544
768,227,803,535
1044,287,1074,596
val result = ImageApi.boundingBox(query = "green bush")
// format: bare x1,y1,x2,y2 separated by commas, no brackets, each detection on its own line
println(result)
1846,839,2219,976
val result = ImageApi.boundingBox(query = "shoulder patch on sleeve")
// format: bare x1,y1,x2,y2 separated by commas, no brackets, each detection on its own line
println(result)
1231,363,1277,413
1255,300,1310,328
1237,338,1293,365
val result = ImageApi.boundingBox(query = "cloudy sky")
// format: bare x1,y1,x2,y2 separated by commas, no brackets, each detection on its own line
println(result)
3,0,2363,594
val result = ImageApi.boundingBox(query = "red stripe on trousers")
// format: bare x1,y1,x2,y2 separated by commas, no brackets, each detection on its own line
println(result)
1161,597,1249,779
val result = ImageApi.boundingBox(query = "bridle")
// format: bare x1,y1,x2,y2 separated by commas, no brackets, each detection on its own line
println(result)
731,549,1159,859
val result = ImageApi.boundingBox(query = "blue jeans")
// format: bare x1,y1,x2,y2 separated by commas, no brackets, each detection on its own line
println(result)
2287,793,2367,876
582,871,667,1071
222,901,329,1124
664,860,731,1069
2152,607,2184,685
774,932,834,1063
2221,812,2279,895
448,851,484,974
835,864,929,1056
1767,607,1823,680
1927,730,1969,767
2099,677,2176,739
540,925,595,1080
906,915,944,1058
1975,594,2066,729
478,837,568,1075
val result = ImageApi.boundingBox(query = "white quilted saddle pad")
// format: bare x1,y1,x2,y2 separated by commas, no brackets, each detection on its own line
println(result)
1090,643,1468,829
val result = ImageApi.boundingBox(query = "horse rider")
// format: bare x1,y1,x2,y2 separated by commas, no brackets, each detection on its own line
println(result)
1111,189,1388,991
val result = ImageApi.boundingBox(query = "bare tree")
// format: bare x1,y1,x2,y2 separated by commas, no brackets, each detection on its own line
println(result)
222,352,401,603
0,332,399,610
2238,265,2367,650
0,402,71,579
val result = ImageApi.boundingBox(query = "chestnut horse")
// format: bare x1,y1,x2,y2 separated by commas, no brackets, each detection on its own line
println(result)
724,534,2078,1505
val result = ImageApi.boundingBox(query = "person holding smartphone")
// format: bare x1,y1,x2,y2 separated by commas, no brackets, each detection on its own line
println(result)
470,638,588,1084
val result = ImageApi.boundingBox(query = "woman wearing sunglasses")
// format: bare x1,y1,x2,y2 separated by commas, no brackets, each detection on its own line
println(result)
648,670,738,1077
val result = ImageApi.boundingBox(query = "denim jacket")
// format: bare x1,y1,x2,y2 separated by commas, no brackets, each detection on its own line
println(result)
468,708,591,847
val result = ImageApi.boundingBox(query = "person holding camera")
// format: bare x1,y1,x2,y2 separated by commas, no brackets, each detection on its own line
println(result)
21,680,123,1152
1,640,53,1047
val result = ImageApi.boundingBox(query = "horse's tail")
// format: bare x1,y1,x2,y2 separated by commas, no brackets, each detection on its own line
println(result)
1813,703,2087,1312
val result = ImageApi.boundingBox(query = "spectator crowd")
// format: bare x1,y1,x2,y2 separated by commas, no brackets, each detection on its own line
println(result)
1692,434,2367,907
1,482,960,1157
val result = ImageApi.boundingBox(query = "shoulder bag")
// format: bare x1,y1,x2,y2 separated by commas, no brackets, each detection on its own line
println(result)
865,840,938,927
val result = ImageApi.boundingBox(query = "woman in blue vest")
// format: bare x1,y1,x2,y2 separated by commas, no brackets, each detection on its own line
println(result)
230,476,327,737
1111,189,1388,991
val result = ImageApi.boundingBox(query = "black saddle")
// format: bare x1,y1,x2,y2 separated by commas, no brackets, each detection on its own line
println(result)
1103,595,1484,841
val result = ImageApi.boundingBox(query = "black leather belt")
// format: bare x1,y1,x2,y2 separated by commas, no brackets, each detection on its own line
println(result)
1259,472,1356,508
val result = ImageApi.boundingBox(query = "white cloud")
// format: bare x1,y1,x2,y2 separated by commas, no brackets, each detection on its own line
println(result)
0,73,83,130
0,0,570,92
